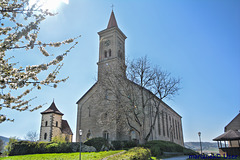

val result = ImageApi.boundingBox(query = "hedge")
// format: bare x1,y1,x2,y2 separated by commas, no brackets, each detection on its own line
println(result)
7,141,81,156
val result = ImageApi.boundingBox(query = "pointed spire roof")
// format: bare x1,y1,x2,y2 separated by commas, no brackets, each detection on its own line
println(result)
107,10,118,29
41,101,64,115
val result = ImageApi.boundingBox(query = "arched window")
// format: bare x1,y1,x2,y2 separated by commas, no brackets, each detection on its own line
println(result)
44,133,47,140
118,50,121,59
87,130,91,139
108,49,111,57
45,121,48,126
104,50,107,58
103,131,109,140
56,121,58,127
130,130,136,140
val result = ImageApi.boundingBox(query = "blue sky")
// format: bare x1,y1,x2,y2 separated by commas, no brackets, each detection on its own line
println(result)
1,0,240,142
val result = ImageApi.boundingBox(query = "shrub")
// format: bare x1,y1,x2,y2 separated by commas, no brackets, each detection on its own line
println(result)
45,143,60,153
142,140,196,157
84,137,110,151
111,141,123,150
8,141,38,156
108,147,151,160
111,140,138,150
35,141,49,153
124,140,138,149
4,137,18,155
52,135,67,143
183,147,198,155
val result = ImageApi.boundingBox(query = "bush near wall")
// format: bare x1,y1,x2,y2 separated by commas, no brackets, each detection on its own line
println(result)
111,140,138,150
142,140,197,157
84,137,110,151
7,141,81,156
108,147,151,160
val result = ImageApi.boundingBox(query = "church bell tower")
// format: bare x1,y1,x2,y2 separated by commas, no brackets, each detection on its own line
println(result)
97,11,127,81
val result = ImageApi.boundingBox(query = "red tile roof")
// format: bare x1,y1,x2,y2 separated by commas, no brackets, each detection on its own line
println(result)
61,120,73,135
41,101,64,115
107,10,118,29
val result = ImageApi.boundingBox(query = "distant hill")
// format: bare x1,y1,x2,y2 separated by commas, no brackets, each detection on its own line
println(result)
0,136,9,144
0,136,10,152
184,142,219,153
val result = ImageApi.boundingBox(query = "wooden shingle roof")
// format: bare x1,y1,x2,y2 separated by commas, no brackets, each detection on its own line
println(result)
213,130,240,141
41,101,64,115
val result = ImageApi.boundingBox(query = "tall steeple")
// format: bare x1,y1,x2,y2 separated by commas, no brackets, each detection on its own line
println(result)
107,11,118,29
97,11,127,81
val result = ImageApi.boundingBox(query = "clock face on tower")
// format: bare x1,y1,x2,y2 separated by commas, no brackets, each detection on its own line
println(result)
104,40,110,46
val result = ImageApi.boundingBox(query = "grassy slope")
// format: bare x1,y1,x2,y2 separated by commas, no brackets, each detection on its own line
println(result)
0,150,123,160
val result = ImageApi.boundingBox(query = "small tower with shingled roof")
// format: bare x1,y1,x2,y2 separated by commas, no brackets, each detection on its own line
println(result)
39,101,73,142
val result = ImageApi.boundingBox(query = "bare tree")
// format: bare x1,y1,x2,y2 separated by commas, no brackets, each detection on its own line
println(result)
98,56,180,144
25,131,38,142
0,0,79,123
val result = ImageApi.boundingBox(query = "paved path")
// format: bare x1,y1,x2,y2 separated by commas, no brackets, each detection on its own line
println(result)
162,155,189,160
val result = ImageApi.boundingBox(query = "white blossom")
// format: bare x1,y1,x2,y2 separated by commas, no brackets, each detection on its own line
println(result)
39,46,49,56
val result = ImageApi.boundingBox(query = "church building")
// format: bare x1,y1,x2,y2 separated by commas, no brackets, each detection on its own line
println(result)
76,11,184,146
39,101,73,142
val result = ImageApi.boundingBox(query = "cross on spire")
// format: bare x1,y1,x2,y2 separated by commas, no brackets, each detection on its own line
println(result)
111,4,114,11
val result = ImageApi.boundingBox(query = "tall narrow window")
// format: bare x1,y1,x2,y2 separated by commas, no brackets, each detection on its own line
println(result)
56,121,58,127
166,113,169,137
103,131,109,140
44,133,47,140
162,111,165,136
45,121,48,126
108,49,111,57
178,122,181,140
172,118,175,139
158,113,161,135
104,50,107,58
88,106,91,117
175,120,178,139
118,50,122,59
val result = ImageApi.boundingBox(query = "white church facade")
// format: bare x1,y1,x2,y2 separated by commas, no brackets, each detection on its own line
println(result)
76,11,184,146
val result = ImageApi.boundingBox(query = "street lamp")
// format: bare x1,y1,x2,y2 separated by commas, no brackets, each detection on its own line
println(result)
198,132,202,154
79,129,82,160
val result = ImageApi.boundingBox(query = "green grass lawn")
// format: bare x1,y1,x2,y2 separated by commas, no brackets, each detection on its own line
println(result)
0,150,123,160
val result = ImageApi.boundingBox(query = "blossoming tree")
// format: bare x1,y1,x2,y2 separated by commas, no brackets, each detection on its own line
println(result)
0,0,79,123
